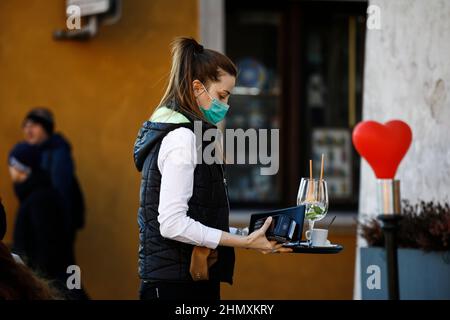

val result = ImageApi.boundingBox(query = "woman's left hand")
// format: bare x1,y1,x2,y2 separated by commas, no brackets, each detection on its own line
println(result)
245,217,293,254
259,241,293,255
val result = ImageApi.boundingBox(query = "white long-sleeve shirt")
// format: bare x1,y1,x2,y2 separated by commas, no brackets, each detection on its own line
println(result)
157,126,223,249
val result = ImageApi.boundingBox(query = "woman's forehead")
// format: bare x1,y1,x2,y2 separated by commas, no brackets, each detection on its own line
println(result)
213,73,236,91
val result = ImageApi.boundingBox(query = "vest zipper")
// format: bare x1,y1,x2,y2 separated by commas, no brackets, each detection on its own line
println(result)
220,163,231,213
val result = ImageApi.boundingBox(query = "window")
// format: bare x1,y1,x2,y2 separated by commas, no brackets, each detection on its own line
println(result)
224,0,367,211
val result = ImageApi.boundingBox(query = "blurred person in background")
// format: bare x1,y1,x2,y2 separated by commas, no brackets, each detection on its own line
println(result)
22,107,85,235
8,142,86,299
1,197,60,300
22,108,85,286
0,197,5,241
134,37,291,301
1,197,23,264
0,241,61,300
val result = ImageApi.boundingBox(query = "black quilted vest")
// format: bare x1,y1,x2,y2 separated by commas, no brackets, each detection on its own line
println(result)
133,108,235,284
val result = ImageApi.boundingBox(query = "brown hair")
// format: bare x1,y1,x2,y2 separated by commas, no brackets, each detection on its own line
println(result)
158,37,237,120
0,241,60,300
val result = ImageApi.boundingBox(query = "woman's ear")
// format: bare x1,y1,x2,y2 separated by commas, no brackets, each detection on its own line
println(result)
192,80,204,97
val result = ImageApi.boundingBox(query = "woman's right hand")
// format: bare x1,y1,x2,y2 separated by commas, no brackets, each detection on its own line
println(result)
245,217,293,254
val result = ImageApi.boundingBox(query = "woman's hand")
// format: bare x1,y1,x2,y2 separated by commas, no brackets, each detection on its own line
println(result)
245,217,293,254
219,216,293,254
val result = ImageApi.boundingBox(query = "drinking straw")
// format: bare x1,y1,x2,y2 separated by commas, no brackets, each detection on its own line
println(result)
307,159,314,201
320,154,325,181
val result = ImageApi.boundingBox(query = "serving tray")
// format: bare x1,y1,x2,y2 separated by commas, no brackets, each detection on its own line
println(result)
282,241,343,254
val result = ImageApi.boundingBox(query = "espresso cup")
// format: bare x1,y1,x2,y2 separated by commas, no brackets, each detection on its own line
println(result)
305,228,331,247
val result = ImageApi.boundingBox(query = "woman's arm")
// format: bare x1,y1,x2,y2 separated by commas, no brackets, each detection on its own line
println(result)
157,128,222,249
158,128,291,254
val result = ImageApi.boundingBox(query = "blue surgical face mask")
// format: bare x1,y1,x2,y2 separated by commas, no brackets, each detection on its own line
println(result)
198,83,230,124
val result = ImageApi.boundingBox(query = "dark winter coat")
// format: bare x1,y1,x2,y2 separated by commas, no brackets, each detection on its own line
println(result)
12,171,74,279
133,108,235,284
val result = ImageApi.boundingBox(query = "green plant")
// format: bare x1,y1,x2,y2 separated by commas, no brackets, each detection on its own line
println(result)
359,200,450,251
305,204,325,220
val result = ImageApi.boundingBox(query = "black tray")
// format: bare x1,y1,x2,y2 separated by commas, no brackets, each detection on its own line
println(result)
283,242,343,254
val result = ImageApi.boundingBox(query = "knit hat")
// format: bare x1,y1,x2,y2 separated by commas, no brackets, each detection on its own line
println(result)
23,107,55,135
8,142,41,174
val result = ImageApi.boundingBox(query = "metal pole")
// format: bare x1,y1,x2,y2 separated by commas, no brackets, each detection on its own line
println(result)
377,214,402,300
376,179,402,300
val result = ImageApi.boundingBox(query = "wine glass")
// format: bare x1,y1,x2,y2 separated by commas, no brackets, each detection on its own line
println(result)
297,178,329,245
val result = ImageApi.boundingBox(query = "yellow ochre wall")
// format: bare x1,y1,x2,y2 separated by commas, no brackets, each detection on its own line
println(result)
0,0,199,299
0,0,357,300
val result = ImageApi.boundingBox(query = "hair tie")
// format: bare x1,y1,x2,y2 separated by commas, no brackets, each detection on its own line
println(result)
196,44,204,53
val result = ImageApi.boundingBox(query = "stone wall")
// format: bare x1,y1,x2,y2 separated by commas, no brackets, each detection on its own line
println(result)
355,0,450,298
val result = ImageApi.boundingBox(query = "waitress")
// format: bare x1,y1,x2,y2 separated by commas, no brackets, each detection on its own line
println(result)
133,37,292,301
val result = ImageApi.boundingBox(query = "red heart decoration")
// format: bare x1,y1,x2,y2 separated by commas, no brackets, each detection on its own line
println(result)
352,120,412,178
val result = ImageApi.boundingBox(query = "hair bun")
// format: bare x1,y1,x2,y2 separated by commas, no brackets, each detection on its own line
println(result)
196,43,204,53
188,38,203,53
173,37,205,55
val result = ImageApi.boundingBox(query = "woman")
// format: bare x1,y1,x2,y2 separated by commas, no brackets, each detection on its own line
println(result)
134,37,292,301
